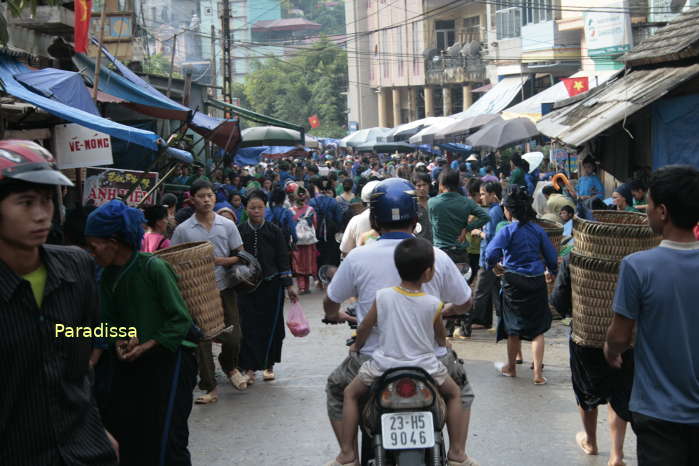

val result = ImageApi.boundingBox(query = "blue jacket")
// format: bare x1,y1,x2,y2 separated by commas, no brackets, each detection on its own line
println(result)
265,206,298,243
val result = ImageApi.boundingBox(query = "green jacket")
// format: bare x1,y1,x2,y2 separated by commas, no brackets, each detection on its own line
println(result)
428,192,490,250
100,252,195,351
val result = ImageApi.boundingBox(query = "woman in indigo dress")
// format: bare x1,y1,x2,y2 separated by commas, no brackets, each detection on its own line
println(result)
237,190,299,383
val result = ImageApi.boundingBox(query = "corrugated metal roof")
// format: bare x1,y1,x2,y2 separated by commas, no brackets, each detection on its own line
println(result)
536,64,699,147
621,6,699,66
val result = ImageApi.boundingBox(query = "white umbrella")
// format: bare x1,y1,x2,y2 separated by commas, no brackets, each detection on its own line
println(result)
522,152,544,173
341,127,391,147
408,117,459,144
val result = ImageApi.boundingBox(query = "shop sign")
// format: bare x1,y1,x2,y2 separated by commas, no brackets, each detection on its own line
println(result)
584,1,633,58
54,123,114,169
82,167,158,207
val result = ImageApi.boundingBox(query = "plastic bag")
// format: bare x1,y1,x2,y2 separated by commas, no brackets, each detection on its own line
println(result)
286,301,310,337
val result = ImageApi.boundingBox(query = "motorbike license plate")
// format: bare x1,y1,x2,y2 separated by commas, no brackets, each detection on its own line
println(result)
380,411,435,450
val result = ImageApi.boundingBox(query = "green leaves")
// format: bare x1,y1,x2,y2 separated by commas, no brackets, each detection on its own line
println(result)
0,0,62,45
239,38,349,138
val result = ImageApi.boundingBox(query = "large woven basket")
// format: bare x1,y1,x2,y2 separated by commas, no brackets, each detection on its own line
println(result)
535,218,564,252
154,241,225,340
573,211,660,261
569,252,620,348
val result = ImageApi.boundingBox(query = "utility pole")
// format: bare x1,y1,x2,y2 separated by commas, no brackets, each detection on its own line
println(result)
221,0,233,116
210,24,218,101
92,0,108,102
166,33,177,98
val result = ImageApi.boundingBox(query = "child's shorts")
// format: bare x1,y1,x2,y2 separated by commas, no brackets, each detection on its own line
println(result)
357,359,449,386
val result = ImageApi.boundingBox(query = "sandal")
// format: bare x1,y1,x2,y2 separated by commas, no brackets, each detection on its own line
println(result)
194,393,218,404
245,370,256,385
263,369,276,381
533,377,548,385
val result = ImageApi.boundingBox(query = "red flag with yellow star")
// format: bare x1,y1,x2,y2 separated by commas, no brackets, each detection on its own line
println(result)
562,77,589,97
308,114,320,129
74,0,92,53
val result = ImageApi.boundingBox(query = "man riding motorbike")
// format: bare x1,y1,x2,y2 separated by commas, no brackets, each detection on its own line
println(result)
323,178,479,466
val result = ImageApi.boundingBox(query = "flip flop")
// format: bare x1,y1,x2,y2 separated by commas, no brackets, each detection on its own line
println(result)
448,457,480,466
533,377,548,385
194,393,218,404
494,362,514,377
576,431,598,455
324,460,357,466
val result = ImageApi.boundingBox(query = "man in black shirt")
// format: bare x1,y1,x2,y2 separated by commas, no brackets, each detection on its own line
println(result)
0,140,117,466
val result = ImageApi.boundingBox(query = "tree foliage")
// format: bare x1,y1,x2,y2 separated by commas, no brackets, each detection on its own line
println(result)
238,38,348,138
282,0,346,36
0,0,61,44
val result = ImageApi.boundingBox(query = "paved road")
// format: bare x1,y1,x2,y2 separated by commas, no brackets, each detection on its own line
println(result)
189,291,637,465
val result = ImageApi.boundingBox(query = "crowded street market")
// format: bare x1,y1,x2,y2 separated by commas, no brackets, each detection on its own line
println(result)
1,1,699,466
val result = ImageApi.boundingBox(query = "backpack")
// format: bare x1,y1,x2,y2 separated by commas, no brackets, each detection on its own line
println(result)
295,208,318,245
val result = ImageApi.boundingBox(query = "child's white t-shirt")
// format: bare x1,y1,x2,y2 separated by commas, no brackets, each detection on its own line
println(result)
371,286,443,375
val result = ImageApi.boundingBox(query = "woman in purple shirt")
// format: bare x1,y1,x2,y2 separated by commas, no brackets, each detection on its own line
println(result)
485,186,558,385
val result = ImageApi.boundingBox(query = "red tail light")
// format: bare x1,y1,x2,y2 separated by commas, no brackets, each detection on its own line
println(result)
395,378,417,398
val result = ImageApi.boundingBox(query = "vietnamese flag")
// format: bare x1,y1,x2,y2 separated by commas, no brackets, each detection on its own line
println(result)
74,0,93,53
308,114,320,129
562,77,589,97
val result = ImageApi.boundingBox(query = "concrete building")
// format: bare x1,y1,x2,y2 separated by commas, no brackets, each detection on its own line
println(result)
346,0,488,129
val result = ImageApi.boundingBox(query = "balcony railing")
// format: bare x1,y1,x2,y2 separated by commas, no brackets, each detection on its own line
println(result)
426,55,486,85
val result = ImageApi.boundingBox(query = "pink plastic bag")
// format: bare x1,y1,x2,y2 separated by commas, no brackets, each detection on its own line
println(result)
286,301,310,337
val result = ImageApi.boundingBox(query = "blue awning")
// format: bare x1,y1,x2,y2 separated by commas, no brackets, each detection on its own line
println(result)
0,55,161,151
438,143,473,153
15,68,99,116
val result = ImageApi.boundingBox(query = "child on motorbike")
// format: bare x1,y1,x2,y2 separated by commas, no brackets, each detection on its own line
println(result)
333,237,464,466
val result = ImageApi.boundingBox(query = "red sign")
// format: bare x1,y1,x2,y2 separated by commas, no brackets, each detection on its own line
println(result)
82,168,159,207
308,114,320,129
74,0,92,53
562,77,589,97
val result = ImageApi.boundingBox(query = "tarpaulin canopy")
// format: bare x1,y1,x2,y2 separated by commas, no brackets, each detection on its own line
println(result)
438,143,473,153
15,68,99,116
207,99,304,135
0,54,161,151
454,77,529,119
74,45,240,152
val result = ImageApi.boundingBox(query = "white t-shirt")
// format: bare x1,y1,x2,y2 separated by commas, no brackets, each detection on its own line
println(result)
339,209,372,255
328,237,471,357
372,287,443,375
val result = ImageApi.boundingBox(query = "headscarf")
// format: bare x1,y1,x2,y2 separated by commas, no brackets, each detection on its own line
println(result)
614,183,633,207
85,199,146,250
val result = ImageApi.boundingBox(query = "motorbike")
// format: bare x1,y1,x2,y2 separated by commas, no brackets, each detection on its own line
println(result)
358,367,448,466
319,265,449,465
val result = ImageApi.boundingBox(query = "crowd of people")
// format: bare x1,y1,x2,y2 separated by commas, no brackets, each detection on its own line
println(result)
1,137,698,466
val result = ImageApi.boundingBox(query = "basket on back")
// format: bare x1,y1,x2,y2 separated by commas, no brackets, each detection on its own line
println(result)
154,241,225,340
535,218,564,252
573,211,659,261
570,211,660,348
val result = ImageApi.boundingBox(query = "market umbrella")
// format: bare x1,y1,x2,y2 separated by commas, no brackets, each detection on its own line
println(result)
409,117,459,144
435,114,503,139
341,127,391,147
239,126,302,148
389,117,453,142
522,151,544,173
357,141,416,153
465,117,539,150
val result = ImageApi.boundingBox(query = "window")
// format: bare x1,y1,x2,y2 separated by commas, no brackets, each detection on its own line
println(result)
435,20,455,51
521,0,553,25
463,16,481,43
396,26,403,77
382,29,389,78
412,22,421,75
496,7,522,39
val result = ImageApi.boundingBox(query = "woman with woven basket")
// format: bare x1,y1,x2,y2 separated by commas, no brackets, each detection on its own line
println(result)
485,186,558,385
238,190,299,383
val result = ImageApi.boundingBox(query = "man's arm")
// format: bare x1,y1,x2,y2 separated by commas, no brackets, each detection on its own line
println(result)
466,201,490,231
604,314,635,368
433,305,448,347
441,299,473,317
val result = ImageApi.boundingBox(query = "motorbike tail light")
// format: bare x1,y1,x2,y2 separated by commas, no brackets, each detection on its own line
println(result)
379,379,434,409
396,378,417,398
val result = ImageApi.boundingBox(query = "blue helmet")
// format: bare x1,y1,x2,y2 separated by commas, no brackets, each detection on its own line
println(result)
370,178,418,225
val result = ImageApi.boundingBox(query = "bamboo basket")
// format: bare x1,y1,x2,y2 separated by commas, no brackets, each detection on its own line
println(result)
154,241,225,340
573,211,660,261
535,218,564,252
